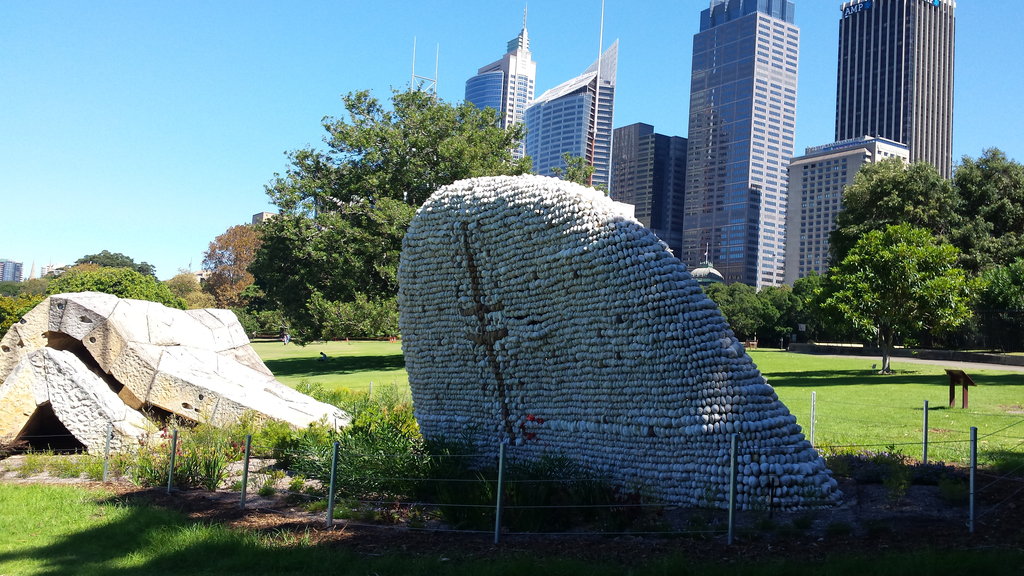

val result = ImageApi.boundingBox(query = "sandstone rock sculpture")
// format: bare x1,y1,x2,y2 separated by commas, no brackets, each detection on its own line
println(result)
0,292,349,450
398,175,840,509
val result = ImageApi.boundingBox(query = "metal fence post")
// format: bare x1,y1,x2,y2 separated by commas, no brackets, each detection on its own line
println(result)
922,400,929,464
810,391,817,447
494,442,507,545
969,426,977,534
326,441,340,528
166,429,178,494
240,434,252,509
727,433,738,546
102,422,113,482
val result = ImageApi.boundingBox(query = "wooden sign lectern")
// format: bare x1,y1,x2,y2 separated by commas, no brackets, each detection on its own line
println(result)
944,369,977,409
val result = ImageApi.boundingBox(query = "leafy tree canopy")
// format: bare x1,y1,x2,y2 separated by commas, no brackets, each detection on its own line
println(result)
165,271,216,310
824,224,976,373
75,250,157,277
19,278,49,296
252,89,530,342
202,224,261,308
704,282,765,342
551,153,599,190
47,265,185,309
830,158,959,265
951,148,1024,272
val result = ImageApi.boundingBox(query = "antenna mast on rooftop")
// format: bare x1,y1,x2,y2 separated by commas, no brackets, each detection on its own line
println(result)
410,37,439,95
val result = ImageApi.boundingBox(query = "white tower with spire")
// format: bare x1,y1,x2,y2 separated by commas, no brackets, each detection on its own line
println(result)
464,9,536,157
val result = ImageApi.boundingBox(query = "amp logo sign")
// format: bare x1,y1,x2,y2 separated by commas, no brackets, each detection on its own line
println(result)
842,0,873,18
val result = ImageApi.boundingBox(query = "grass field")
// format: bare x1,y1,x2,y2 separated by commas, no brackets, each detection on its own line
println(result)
1,483,1020,576
251,339,407,393
752,350,1024,466
252,342,1024,467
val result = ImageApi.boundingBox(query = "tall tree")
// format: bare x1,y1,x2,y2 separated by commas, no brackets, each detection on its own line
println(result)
47,265,185,309
75,250,157,277
252,89,530,341
829,158,959,265
756,285,797,348
951,148,1024,273
824,224,976,373
202,224,261,308
976,258,1024,351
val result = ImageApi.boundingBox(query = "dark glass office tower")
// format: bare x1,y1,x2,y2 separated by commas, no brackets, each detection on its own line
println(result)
611,123,687,256
683,0,799,287
835,0,956,178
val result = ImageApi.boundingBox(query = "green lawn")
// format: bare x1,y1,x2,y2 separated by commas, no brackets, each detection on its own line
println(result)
252,343,1022,467
750,350,1024,466
251,339,407,393
1,483,1019,576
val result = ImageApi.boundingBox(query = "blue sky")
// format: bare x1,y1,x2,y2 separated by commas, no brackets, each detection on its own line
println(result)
2,1,1020,280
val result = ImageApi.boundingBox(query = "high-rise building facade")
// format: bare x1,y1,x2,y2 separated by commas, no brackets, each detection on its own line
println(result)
783,136,909,284
682,0,799,287
835,0,956,178
611,123,687,256
525,41,618,190
0,259,24,283
465,17,536,157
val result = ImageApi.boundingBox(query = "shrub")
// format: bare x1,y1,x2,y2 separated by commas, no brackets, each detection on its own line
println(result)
286,386,427,501
0,293,46,334
47,265,185,309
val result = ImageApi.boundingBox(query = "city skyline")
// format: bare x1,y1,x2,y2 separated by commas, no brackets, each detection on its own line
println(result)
2,1,1020,280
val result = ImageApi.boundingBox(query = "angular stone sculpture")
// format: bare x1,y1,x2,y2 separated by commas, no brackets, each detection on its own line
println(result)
0,292,349,450
398,175,840,509
1,348,150,453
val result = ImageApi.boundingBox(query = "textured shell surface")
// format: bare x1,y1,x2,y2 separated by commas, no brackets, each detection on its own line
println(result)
398,175,840,510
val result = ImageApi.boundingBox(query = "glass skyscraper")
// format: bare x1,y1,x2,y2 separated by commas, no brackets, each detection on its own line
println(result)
611,123,687,256
682,0,799,287
835,0,956,178
465,17,536,157
524,41,618,190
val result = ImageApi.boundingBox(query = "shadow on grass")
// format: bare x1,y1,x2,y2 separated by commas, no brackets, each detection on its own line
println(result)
0,489,362,575
262,353,405,379
983,449,1024,475
767,370,1024,389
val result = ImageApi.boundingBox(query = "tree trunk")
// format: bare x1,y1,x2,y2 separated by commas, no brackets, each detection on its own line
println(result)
879,328,894,374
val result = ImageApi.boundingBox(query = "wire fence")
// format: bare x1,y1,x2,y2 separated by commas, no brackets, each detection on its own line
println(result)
3,395,1023,542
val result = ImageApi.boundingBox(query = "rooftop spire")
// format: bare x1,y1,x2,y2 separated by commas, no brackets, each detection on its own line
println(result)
507,6,530,53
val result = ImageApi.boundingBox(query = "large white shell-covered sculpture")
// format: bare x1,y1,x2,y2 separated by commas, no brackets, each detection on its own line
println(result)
0,292,349,450
398,175,840,509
